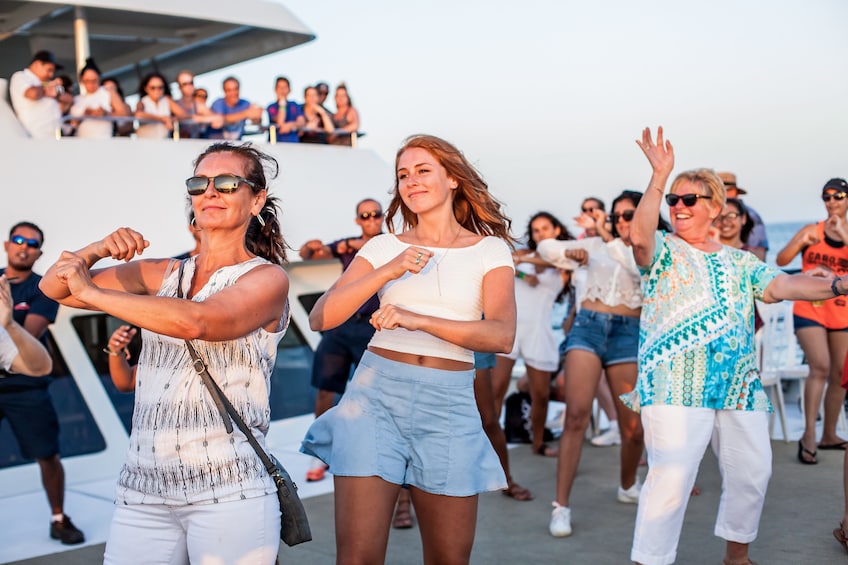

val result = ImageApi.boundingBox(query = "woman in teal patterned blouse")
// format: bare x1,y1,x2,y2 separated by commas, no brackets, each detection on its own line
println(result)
626,127,847,565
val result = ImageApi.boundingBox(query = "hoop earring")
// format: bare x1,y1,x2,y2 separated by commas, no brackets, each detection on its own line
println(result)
190,217,199,230
255,213,266,227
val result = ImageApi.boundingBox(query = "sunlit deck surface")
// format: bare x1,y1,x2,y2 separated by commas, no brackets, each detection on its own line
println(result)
9,430,847,564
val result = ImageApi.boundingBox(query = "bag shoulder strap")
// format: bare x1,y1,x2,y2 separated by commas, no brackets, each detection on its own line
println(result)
174,259,276,476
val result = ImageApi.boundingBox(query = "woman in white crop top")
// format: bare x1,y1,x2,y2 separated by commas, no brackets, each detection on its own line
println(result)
41,143,290,564
537,190,670,538
301,134,516,564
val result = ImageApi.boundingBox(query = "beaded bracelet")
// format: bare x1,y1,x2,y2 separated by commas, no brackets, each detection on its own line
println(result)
102,347,125,357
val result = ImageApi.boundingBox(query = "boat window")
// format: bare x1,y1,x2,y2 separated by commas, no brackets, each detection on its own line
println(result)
0,331,106,469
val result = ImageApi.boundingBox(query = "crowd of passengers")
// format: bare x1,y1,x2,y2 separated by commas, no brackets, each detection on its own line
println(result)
7,50,360,144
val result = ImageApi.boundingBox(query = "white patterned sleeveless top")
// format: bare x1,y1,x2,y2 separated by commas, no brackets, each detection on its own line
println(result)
116,256,289,505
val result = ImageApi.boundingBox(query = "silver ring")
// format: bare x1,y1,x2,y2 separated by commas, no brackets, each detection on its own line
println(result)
415,256,421,265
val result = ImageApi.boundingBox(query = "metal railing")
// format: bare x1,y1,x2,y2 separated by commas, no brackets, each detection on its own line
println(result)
57,115,365,146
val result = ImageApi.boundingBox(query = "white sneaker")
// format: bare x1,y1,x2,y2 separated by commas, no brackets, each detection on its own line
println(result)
617,478,641,504
549,502,572,537
591,425,621,447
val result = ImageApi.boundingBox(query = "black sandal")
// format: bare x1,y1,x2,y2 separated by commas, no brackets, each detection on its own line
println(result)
797,440,818,465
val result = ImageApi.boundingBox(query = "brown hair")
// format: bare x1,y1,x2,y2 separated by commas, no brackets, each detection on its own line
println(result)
193,142,288,264
386,134,514,244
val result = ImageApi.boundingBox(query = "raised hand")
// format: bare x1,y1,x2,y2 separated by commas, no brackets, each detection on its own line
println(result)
384,246,435,280
636,126,674,178
95,228,149,262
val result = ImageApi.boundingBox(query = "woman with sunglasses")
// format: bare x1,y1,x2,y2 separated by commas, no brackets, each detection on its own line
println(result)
626,127,845,565
134,72,187,139
715,198,764,332
40,143,289,564
536,190,669,537
775,177,848,464
301,134,515,564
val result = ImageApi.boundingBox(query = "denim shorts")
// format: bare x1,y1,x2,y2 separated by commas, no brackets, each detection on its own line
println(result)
301,350,507,496
0,387,59,459
563,309,639,366
794,314,848,332
473,351,497,370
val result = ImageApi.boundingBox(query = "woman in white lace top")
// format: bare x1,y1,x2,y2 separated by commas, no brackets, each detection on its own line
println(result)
538,189,669,538
40,142,290,564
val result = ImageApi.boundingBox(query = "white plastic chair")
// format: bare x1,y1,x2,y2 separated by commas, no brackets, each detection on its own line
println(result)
757,300,810,442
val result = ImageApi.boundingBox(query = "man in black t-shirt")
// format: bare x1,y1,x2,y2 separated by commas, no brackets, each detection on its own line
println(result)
0,221,84,544
298,199,383,482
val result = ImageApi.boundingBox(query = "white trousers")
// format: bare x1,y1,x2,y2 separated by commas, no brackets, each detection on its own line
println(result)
104,494,280,565
630,405,771,565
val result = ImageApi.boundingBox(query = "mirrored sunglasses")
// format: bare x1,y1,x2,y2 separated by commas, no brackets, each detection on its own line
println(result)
358,211,383,220
717,212,740,222
10,235,41,249
665,193,712,207
185,174,255,196
822,192,848,202
610,210,635,223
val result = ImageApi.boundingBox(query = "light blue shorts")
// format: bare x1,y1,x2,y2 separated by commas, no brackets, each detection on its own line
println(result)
564,309,639,366
301,350,507,496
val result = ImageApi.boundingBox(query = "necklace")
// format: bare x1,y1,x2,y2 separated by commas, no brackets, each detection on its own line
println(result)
428,227,462,297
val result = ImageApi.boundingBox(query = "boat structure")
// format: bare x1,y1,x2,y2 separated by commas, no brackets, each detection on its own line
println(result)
0,1,392,561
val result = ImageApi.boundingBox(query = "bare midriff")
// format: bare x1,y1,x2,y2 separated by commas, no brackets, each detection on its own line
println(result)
581,299,641,318
368,346,474,371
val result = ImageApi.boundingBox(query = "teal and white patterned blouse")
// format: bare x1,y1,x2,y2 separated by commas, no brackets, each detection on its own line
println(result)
624,232,781,413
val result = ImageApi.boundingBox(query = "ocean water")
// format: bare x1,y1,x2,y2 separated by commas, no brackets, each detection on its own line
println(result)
766,220,809,271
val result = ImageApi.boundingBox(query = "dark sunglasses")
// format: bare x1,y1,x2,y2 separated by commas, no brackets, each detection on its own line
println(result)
665,193,712,207
179,81,194,87
148,84,165,90
610,210,635,223
10,235,41,249
358,211,383,220
581,207,596,214
822,192,848,202
186,174,255,196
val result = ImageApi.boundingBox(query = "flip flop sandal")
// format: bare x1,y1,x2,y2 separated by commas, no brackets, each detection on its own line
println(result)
797,440,818,465
502,483,534,501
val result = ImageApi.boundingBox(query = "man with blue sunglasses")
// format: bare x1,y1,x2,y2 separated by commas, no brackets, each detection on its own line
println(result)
0,222,85,545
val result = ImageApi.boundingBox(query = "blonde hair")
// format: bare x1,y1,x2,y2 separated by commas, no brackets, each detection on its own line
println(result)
386,134,514,244
670,168,726,209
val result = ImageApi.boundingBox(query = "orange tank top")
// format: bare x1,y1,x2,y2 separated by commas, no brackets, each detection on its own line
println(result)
794,221,848,329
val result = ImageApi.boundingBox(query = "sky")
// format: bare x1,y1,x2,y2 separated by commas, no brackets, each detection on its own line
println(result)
198,0,848,234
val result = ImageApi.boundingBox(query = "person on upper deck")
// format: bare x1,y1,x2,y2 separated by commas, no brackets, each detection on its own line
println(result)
70,59,130,139
174,70,223,139
329,83,360,146
301,134,516,564
717,172,767,261
134,72,187,139
626,127,847,565
776,177,848,464
299,86,334,144
266,76,304,143
207,77,263,140
9,50,74,139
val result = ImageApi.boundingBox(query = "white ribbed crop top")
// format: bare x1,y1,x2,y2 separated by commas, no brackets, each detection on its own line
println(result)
356,233,514,363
